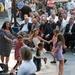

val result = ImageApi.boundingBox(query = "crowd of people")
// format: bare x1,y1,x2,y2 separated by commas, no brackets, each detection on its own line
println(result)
0,0,75,75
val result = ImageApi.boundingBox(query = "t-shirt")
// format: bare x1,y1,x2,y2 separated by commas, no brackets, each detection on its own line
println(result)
17,60,36,75
33,48,47,58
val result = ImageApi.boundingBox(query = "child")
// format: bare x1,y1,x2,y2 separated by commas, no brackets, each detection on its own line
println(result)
10,35,30,73
29,28,48,48
33,43,50,71
48,29,60,63
10,35,25,73
52,33,65,75
14,35,25,66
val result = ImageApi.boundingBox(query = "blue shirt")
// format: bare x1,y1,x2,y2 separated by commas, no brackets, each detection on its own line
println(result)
17,1,24,9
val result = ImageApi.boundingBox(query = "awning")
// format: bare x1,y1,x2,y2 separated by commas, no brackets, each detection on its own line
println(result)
54,0,68,2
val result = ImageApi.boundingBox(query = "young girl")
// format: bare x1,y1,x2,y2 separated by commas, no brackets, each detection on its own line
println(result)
33,43,50,71
52,33,65,75
14,35,25,68
48,29,60,63
10,35,30,74
29,28,48,48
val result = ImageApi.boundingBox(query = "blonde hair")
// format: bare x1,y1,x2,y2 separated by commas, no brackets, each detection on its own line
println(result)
29,28,40,40
53,29,60,35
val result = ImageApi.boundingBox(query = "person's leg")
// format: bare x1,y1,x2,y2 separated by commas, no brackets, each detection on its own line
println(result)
6,57,9,64
1,56,4,63
50,52,56,63
59,60,64,75
33,57,38,70
37,58,41,71
7,10,11,22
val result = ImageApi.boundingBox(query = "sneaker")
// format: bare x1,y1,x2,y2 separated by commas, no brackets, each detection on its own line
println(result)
43,58,47,64
64,59,67,63
50,61,56,63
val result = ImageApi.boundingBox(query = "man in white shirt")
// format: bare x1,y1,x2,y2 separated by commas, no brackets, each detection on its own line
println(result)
48,12,58,23
67,0,75,16
18,16,32,37
64,17,75,48
5,0,12,21
60,12,70,35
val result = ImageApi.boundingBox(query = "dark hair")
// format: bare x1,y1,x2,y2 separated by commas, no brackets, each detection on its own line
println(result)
57,33,65,47
1,21,12,33
38,42,44,47
20,47,32,60
36,48,40,56
36,43,44,56
17,35,23,39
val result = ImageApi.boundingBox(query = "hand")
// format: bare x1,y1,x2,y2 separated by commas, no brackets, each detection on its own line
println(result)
48,41,51,44
41,34,44,37
64,45,67,48
68,32,72,34
10,68,15,73
8,39,13,42
51,52,54,55
45,34,49,38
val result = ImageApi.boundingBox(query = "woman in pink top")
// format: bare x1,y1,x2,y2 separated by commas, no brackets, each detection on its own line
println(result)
48,29,60,63
46,0,54,16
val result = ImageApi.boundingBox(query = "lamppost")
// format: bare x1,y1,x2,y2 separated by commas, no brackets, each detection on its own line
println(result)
13,0,17,27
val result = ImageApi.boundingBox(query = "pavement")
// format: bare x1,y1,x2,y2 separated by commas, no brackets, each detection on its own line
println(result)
0,17,75,75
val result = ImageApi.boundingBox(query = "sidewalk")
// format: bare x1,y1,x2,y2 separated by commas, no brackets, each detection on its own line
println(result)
1,49,74,75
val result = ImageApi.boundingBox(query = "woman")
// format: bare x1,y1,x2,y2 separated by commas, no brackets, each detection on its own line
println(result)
17,47,36,75
46,0,54,16
0,21,15,64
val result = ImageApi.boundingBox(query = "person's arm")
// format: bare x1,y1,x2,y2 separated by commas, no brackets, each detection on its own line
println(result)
4,35,13,42
38,36,48,43
48,39,53,44
23,37,29,41
46,51,51,54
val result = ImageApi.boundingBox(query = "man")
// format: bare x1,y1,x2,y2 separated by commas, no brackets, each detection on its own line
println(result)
18,16,32,37
5,0,12,21
31,18,39,33
67,0,75,16
43,18,56,51
64,17,75,48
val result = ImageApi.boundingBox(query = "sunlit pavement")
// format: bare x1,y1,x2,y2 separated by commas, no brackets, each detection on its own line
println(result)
7,49,75,75
0,18,75,75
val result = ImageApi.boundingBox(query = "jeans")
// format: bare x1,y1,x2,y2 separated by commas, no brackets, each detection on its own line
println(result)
33,57,41,71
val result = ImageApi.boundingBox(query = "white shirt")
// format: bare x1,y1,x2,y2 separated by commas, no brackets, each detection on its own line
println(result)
30,3,36,12
33,37,40,47
5,0,12,11
48,16,58,23
17,60,37,75
60,21,67,35
67,0,75,11
21,23,28,32
63,17,70,24
69,24,73,33
34,48,47,58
